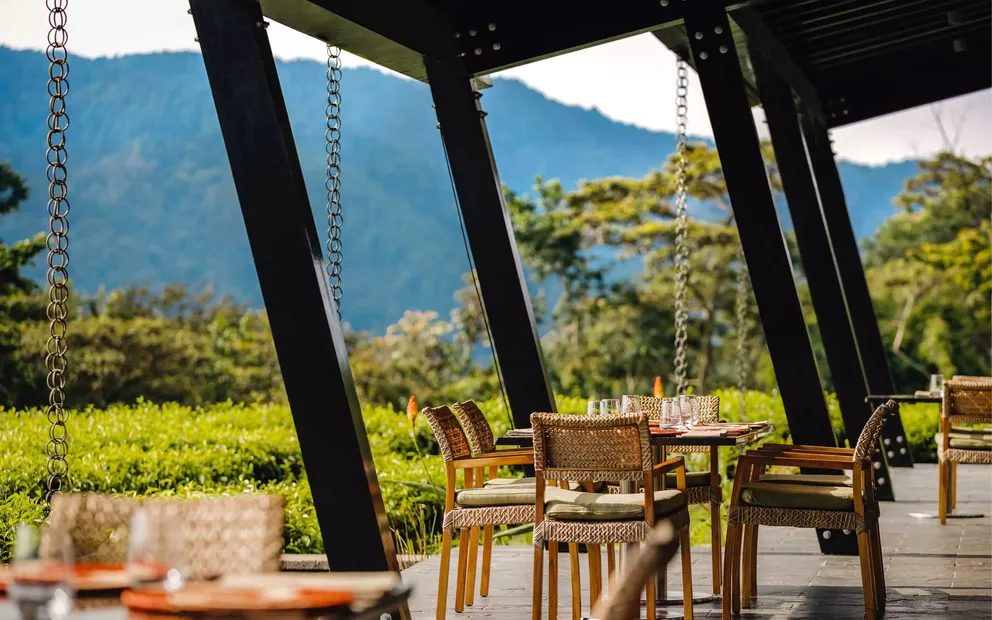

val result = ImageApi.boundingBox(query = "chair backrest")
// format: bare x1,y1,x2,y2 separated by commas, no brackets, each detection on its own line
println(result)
944,377,992,418
43,493,284,579
629,395,720,423
452,400,496,455
852,400,899,463
421,405,471,463
531,412,652,482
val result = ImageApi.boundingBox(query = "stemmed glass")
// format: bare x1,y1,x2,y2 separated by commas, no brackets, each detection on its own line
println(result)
600,399,620,416
10,523,75,620
127,508,186,592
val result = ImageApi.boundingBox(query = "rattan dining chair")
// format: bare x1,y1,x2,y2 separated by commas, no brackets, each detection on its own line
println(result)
626,395,723,595
937,376,992,524
422,405,535,620
530,412,694,620
42,492,285,579
722,400,898,620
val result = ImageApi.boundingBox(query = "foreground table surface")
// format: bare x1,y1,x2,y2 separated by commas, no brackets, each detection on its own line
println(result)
497,423,777,448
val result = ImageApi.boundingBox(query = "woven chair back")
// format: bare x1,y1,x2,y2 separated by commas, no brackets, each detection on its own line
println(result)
422,405,471,463
531,412,652,482
43,493,284,579
452,400,496,455
629,395,719,423
852,400,899,462
944,377,992,418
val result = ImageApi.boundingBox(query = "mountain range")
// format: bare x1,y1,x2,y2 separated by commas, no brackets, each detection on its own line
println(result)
0,46,919,333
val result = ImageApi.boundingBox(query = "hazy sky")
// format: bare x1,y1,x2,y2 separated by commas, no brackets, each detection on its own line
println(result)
2,0,989,165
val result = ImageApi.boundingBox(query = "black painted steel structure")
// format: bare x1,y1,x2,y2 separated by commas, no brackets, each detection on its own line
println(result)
188,0,403,587
192,0,990,562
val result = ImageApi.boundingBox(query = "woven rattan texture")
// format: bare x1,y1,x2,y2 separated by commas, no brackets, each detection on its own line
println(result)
940,445,992,464
42,493,284,578
422,405,470,463
452,400,496,456
685,485,722,505
853,400,899,462
944,378,992,417
629,395,719,423
531,413,652,481
728,504,875,534
534,507,690,545
442,504,535,533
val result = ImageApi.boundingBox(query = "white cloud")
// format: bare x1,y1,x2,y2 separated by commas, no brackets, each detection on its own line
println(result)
2,0,989,165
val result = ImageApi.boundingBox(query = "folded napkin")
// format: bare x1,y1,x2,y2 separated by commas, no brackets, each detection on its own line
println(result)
681,430,726,438
506,429,534,437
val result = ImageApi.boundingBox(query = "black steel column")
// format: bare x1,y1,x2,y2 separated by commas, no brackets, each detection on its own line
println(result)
425,58,557,429
189,0,403,582
801,115,914,467
684,1,853,554
753,50,895,500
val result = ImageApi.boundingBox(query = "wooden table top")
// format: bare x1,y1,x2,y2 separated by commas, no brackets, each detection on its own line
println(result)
496,423,777,448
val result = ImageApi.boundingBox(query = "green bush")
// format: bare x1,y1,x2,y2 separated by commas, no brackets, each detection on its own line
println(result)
0,393,941,561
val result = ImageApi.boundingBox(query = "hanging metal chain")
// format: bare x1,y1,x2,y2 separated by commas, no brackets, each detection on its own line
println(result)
45,0,71,502
735,249,751,393
324,44,344,318
672,59,691,395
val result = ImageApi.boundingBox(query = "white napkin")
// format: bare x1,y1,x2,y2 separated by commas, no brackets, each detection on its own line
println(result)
681,430,725,437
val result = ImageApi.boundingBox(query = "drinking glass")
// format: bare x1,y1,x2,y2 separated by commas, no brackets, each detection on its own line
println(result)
687,396,701,426
585,401,600,416
659,400,674,428
677,396,692,429
621,395,641,415
127,508,186,592
929,374,945,394
10,523,75,620
600,399,620,416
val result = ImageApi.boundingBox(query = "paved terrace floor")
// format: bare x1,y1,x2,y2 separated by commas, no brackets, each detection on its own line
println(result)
402,464,992,619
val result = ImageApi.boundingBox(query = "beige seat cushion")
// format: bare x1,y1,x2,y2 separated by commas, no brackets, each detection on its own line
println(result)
759,473,853,487
456,484,536,507
741,482,854,511
662,471,712,488
484,478,604,492
935,431,992,449
545,488,685,521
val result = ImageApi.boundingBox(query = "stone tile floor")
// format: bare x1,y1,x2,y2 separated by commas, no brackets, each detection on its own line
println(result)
402,464,992,619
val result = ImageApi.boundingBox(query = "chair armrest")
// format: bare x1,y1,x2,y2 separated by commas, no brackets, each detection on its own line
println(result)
740,453,857,470
755,444,855,454
451,452,533,469
652,455,686,476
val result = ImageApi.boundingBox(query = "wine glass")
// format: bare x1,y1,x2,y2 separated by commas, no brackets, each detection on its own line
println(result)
586,400,600,416
600,399,620,416
621,395,641,415
127,508,187,592
10,523,75,620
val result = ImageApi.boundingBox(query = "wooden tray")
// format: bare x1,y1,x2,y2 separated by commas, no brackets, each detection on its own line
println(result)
122,583,353,614
1,562,167,593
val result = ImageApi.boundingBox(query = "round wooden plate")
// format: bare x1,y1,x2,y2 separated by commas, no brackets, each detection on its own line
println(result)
3,562,168,592
121,584,353,613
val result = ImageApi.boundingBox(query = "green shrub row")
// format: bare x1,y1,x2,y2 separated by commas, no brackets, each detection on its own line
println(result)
0,393,941,561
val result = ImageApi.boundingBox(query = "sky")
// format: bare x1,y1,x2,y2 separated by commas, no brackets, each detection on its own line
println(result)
2,0,990,166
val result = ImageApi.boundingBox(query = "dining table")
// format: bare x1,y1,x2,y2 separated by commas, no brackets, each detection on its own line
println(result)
497,421,777,614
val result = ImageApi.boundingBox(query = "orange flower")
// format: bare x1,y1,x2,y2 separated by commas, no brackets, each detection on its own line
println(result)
653,376,664,399
406,395,419,424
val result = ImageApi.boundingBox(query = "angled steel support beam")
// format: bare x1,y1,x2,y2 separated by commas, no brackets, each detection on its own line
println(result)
189,0,405,589
753,47,896,500
425,58,556,431
800,113,914,468
684,0,855,555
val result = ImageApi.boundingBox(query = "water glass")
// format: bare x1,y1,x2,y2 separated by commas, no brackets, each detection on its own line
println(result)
600,399,620,416
686,396,701,426
677,396,692,428
127,508,186,592
10,523,75,620
621,395,641,415
929,374,945,394
585,400,600,416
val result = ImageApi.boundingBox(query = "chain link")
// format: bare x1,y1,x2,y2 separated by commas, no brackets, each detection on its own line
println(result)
324,44,344,318
735,249,751,394
672,59,691,395
45,0,71,502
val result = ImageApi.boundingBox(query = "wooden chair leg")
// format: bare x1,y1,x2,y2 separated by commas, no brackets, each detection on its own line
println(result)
646,569,657,620
480,525,494,597
721,525,738,620
549,540,559,620
951,462,958,510
606,543,616,580
465,526,480,606
679,526,694,620
711,500,722,595
938,460,949,525
569,543,582,620
856,530,877,620
454,529,469,613
436,530,454,620
532,542,545,620
731,522,743,615
588,544,602,609
749,525,759,598
741,524,755,609
869,525,886,611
